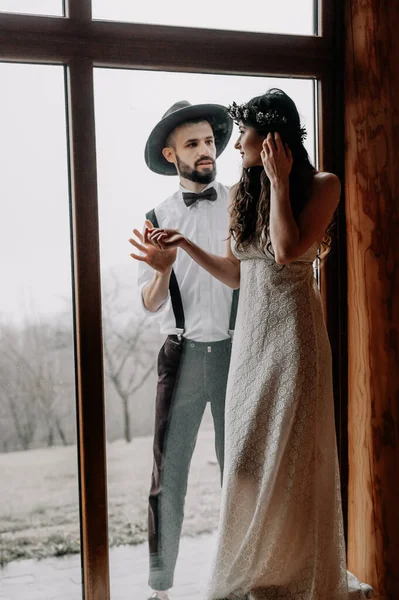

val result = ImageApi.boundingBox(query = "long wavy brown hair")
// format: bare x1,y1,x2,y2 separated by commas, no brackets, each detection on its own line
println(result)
229,89,333,261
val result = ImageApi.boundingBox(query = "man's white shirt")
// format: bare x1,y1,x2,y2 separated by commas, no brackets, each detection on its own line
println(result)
137,181,234,342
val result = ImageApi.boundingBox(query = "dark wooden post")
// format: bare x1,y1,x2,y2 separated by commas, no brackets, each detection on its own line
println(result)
67,57,110,600
345,1,399,597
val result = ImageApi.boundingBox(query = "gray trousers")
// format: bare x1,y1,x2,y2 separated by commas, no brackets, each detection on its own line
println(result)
149,337,232,590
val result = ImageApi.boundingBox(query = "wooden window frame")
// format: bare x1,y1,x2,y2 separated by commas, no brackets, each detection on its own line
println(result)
0,1,345,599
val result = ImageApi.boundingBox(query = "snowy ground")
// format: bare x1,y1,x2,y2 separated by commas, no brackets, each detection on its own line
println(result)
0,533,218,600
0,421,221,566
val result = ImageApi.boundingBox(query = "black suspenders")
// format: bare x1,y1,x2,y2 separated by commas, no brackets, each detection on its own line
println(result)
145,208,239,340
229,283,239,337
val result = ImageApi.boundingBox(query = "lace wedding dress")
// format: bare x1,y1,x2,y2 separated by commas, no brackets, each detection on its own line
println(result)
206,240,374,600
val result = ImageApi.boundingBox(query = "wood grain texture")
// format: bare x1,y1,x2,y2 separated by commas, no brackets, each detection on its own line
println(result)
67,59,110,600
0,13,330,76
345,1,399,597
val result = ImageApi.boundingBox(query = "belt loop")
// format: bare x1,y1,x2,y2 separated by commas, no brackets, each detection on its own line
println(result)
229,329,235,340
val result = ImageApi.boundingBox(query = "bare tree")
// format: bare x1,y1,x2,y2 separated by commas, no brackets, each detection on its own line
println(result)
0,272,159,450
0,316,74,450
102,271,157,443
0,358,38,450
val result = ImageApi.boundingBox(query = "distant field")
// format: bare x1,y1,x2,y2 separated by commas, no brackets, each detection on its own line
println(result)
0,424,221,566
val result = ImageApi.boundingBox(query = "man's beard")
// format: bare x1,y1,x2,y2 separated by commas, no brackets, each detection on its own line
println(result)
176,155,216,184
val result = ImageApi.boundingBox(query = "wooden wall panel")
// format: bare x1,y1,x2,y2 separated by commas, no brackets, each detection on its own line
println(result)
345,1,399,597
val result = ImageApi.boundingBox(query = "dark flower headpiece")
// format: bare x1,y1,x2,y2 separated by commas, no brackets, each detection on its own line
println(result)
227,101,307,142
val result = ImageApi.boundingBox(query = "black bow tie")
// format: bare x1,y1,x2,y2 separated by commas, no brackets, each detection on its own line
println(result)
182,187,217,208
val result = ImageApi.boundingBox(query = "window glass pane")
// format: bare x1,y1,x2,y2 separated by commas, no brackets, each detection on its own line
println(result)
0,63,82,600
94,68,315,598
93,0,315,35
0,0,63,17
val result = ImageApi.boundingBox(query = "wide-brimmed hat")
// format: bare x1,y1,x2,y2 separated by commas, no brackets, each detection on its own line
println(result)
144,100,233,176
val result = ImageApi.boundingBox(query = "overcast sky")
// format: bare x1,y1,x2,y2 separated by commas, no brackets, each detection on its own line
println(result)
0,2,316,323
0,0,314,35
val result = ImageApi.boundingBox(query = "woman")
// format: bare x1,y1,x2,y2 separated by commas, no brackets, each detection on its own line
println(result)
146,89,373,600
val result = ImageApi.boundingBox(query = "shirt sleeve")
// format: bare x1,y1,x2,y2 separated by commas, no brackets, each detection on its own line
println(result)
137,255,170,316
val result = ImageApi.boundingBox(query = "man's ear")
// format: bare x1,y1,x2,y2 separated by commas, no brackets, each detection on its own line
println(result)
162,146,176,164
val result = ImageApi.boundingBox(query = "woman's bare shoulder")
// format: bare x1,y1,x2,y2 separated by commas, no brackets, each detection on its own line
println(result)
312,171,341,192
308,171,341,209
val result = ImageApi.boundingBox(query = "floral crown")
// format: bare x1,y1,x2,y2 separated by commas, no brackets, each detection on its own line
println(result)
227,101,307,142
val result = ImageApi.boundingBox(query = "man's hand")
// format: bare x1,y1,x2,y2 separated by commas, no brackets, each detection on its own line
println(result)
129,220,177,274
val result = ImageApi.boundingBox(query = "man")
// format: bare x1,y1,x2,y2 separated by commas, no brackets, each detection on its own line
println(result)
129,100,238,600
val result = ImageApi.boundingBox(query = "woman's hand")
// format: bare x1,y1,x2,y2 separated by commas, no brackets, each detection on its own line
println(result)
261,132,293,186
147,227,187,251
129,220,177,274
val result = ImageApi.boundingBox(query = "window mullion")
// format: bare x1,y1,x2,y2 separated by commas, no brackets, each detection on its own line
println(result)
66,56,110,600
65,0,92,23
